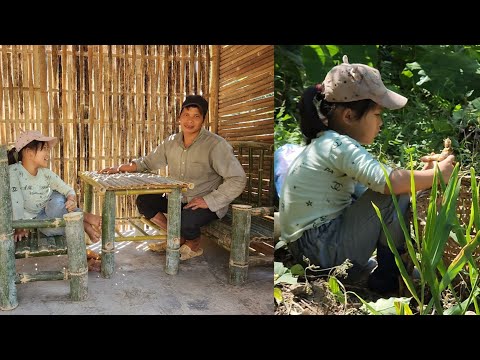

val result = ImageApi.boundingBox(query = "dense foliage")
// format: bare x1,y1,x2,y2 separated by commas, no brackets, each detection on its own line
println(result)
275,45,480,171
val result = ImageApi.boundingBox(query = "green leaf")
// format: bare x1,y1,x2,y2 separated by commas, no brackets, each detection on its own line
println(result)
395,300,414,315
290,264,305,276
362,297,412,315
328,277,345,304
470,97,480,109
274,287,283,305
432,119,453,133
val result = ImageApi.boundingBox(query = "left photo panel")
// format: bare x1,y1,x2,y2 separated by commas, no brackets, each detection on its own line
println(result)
0,45,274,314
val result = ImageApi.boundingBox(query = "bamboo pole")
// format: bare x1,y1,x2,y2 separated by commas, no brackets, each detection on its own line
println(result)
37,46,49,135
134,46,143,154
180,46,186,111
256,149,264,206
106,46,113,169
16,271,66,283
229,204,252,285
98,46,105,173
146,45,153,148
4,48,14,130
115,235,167,242
78,46,85,171
61,46,68,178
165,188,181,275
0,52,4,142
101,190,115,278
83,182,93,213
167,46,174,136
161,46,169,141
204,45,211,126
210,46,220,134
174,46,180,129
26,47,34,133
51,46,61,176
72,46,80,193
196,45,201,96
12,218,66,229
189,45,195,94
87,46,94,171
0,145,18,310
64,211,88,301
12,46,20,134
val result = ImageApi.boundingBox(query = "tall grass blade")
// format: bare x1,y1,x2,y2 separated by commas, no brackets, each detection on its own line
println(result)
372,202,420,304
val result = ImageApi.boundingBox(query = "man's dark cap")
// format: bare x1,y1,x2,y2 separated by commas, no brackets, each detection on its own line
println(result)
181,95,208,117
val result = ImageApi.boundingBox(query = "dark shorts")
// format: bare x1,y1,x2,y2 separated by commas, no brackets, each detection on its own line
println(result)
136,194,219,240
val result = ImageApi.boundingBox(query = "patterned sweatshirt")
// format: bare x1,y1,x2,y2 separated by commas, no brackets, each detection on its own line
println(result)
280,130,393,243
9,163,76,220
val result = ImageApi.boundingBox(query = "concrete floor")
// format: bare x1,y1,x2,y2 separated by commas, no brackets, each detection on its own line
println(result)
1,237,273,315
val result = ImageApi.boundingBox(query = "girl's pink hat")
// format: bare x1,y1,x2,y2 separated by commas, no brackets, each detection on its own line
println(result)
15,130,58,152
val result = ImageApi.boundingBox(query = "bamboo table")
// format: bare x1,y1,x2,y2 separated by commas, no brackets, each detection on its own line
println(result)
79,171,193,278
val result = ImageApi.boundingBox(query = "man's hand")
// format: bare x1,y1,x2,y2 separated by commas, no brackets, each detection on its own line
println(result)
184,197,209,210
14,228,29,242
99,166,121,174
99,163,137,174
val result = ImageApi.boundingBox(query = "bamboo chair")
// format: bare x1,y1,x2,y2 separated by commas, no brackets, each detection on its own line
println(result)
201,141,275,285
0,145,88,310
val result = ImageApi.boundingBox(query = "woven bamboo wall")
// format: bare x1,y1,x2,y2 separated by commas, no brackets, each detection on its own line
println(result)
0,45,211,217
0,45,274,222
215,45,274,143
215,45,274,206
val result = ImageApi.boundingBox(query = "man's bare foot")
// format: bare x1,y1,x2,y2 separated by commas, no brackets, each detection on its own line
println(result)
84,221,101,243
149,212,168,232
84,212,102,228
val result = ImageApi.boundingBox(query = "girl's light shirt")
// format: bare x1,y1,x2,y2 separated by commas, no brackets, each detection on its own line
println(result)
280,130,393,243
9,163,76,220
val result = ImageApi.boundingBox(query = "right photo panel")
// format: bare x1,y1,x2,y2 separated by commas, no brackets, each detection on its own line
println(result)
274,45,480,315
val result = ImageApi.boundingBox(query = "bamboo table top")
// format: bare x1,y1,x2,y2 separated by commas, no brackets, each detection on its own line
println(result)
79,171,193,193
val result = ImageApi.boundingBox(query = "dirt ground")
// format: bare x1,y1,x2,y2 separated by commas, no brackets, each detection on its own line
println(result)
1,237,272,315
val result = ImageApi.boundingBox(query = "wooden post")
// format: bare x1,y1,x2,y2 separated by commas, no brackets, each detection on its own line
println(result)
101,190,116,278
0,145,18,310
165,188,181,275
229,204,252,285
64,212,88,301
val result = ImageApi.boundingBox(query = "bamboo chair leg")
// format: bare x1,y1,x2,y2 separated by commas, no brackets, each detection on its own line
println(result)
0,145,18,310
229,204,252,285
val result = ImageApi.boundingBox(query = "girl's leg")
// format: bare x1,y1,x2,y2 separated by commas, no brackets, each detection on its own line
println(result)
35,191,70,236
335,189,409,269
336,189,410,293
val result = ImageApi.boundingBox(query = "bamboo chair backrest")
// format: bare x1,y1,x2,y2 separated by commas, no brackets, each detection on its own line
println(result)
229,141,274,208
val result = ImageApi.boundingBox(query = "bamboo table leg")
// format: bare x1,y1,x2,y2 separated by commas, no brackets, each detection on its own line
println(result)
101,190,116,278
165,188,181,275
83,182,93,213
64,212,88,300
